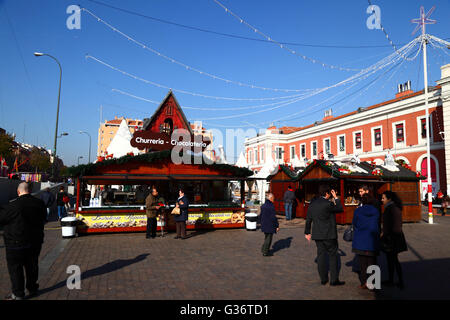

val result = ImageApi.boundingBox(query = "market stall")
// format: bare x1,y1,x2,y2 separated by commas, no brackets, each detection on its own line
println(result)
267,165,304,217
69,150,253,234
295,159,424,224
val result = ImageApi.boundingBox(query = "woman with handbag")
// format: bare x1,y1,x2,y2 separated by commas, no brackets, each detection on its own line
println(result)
381,191,407,289
352,194,380,289
174,188,189,239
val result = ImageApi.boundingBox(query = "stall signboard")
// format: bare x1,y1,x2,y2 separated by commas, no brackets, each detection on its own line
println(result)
186,211,245,226
130,130,210,151
76,213,149,229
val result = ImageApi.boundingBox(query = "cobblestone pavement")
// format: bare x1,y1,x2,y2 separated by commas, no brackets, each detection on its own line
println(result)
1,210,449,300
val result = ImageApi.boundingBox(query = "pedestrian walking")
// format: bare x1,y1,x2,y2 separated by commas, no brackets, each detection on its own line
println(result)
174,188,189,239
40,188,55,221
0,182,47,300
56,186,68,220
283,186,296,221
304,185,345,286
260,193,279,257
352,194,380,289
380,191,407,289
145,186,165,239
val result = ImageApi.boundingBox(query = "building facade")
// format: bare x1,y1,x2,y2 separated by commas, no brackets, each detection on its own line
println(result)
244,64,450,197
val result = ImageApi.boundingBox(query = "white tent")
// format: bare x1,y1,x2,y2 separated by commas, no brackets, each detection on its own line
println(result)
235,152,248,168
106,119,140,159
251,154,278,202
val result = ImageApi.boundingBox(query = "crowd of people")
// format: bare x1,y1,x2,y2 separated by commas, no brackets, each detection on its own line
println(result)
0,181,410,300
261,184,408,290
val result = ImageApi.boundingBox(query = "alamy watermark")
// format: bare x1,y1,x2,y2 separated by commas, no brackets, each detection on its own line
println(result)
66,265,81,290
66,5,81,30
366,4,381,30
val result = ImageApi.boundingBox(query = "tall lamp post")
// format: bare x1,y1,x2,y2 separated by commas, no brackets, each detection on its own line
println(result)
34,52,62,180
79,131,91,164
412,6,436,224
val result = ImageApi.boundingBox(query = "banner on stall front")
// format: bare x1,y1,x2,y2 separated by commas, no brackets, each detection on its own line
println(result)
186,211,245,225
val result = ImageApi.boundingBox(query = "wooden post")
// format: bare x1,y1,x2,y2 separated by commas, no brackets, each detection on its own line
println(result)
340,178,345,224
240,180,245,207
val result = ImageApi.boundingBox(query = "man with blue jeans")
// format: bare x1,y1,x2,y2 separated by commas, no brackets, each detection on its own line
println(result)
283,186,296,220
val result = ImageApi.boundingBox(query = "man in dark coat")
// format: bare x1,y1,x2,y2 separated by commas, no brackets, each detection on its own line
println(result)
283,186,296,221
0,182,47,300
145,186,165,239
260,193,279,257
305,185,345,286
40,188,55,221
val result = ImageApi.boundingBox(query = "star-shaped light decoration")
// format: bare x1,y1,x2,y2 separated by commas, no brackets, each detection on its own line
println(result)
411,6,436,36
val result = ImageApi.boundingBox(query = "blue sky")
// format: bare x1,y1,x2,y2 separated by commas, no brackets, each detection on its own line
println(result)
0,0,449,166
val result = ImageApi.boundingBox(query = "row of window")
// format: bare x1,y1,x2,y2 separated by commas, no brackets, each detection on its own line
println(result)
248,117,430,164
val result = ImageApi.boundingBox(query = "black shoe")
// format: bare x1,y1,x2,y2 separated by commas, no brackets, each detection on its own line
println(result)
330,281,345,286
180,236,187,240
26,290,38,299
321,280,329,285
263,252,273,256
174,236,180,239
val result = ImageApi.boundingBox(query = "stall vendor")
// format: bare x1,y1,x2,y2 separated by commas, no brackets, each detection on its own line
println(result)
145,186,165,239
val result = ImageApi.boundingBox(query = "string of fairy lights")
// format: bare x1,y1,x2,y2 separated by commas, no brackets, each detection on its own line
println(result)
78,3,449,127
211,0,361,72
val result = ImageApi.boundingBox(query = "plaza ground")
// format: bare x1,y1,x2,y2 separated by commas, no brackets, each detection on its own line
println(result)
1,209,449,300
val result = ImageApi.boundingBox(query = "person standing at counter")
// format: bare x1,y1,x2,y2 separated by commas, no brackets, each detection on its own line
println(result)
283,186,296,221
145,187,165,239
174,188,189,239
260,193,279,257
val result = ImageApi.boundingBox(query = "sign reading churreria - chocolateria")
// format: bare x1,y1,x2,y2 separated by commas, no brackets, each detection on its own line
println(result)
130,129,211,152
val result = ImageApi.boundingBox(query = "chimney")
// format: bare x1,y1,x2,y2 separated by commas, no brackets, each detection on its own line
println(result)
323,108,333,121
395,80,413,99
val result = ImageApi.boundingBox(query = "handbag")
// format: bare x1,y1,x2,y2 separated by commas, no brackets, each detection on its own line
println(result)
171,207,181,215
343,225,353,242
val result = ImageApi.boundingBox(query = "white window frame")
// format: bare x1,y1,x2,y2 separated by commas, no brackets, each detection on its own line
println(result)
353,130,363,154
337,134,346,156
260,147,265,163
392,120,406,149
311,141,318,159
253,148,258,164
323,137,331,156
417,115,433,145
248,150,253,164
371,126,383,152
275,146,284,161
290,145,296,161
300,143,306,159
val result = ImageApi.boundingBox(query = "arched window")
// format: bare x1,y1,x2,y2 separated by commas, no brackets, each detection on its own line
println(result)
160,118,173,135
421,157,437,183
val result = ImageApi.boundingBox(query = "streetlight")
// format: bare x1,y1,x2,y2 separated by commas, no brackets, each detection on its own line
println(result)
79,131,91,164
58,132,69,138
34,52,62,179
77,156,83,166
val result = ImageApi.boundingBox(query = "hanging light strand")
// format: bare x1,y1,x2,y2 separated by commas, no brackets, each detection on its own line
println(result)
212,0,362,72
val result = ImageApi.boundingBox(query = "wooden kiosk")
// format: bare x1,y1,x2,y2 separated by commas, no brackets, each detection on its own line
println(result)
271,160,424,224
71,150,252,233
267,165,303,217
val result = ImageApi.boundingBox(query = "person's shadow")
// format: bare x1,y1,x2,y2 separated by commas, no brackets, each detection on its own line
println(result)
271,237,293,254
36,253,149,296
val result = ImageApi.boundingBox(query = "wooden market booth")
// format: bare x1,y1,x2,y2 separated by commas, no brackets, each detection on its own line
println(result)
267,165,304,217
270,160,424,224
71,150,253,233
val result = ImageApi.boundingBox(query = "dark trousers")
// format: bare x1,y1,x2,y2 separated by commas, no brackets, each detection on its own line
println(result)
176,221,186,238
261,233,273,254
146,217,157,238
315,239,339,283
6,245,42,298
386,251,403,284
358,255,377,285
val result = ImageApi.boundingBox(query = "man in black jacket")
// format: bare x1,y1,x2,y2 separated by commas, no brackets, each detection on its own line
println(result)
0,182,47,300
260,193,279,256
283,186,296,221
305,185,345,286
